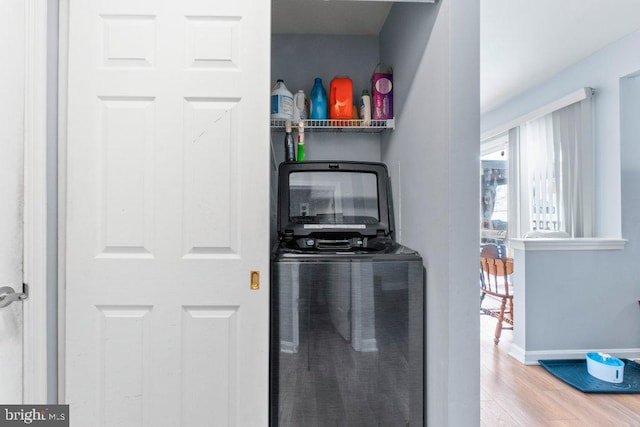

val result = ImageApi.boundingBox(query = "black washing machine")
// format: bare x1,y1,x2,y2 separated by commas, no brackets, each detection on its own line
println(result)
271,161,425,426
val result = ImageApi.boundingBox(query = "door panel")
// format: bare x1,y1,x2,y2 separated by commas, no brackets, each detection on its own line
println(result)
96,305,153,425
98,96,155,257
182,97,239,256
64,0,270,425
0,0,25,404
181,306,239,426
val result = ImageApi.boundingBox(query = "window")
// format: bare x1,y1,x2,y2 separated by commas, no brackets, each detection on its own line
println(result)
510,97,594,238
481,89,594,240
481,134,509,244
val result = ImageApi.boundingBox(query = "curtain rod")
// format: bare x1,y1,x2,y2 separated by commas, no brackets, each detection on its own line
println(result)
481,87,594,141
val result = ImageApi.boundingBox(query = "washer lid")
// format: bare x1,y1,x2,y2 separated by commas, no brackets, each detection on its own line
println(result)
277,161,394,239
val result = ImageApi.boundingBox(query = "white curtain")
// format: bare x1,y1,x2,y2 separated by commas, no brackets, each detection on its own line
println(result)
513,97,593,238
519,112,562,235
552,99,593,237
507,128,521,239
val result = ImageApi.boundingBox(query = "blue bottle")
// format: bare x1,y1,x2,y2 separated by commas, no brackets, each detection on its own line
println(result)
310,77,328,120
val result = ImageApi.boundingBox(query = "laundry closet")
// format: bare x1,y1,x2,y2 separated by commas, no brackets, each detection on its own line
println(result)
269,1,480,425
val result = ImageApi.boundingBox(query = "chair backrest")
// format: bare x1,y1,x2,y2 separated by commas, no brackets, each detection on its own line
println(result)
480,244,512,296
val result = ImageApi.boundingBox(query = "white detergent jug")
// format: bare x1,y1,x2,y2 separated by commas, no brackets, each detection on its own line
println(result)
359,90,371,126
271,79,294,120
293,90,308,122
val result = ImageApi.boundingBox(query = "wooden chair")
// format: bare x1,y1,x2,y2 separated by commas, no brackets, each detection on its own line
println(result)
480,244,513,345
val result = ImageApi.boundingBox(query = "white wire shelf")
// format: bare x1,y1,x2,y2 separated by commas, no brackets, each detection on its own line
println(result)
270,118,395,133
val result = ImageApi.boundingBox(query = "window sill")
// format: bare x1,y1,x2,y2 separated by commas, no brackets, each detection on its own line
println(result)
509,238,627,251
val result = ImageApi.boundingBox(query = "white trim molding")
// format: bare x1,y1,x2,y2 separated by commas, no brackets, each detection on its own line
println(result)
509,237,627,251
509,344,640,365
23,0,49,404
57,0,69,403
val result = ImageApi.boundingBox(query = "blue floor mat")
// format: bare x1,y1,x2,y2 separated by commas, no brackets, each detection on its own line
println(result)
539,359,640,393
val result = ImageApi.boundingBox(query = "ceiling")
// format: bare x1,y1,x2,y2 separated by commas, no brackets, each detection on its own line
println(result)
481,0,640,112
272,1,640,113
272,0,391,35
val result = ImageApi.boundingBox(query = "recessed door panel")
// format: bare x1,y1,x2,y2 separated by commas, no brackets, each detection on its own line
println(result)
181,306,239,426
100,15,156,68
185,16,241,70
182,98,239,257
98,96,155,257
97,306,153,426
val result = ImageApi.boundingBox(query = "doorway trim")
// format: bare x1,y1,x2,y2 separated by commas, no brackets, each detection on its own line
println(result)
23,0,50,403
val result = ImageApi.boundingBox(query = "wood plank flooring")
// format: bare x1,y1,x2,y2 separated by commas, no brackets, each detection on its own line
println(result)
480,315,640,426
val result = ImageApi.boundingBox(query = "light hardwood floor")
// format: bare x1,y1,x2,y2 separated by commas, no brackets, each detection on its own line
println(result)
480,315,640,426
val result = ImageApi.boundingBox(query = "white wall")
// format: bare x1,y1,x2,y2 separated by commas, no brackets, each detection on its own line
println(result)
620,73,640,261
483,31,640,359
512,246,637,354
0,0,26,403
381,1,480,425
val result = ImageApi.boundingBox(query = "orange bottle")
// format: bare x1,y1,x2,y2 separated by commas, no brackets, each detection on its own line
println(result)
329,77,353,120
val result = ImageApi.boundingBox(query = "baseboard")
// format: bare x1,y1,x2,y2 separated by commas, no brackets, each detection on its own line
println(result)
508,343,527,364
508,344,640,365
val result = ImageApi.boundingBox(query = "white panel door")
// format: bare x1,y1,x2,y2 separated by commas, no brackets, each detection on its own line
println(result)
63,0,270,425
0,0,25,404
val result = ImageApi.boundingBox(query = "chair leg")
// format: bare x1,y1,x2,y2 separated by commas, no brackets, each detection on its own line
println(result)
479,292,487,316
494,297,507,345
